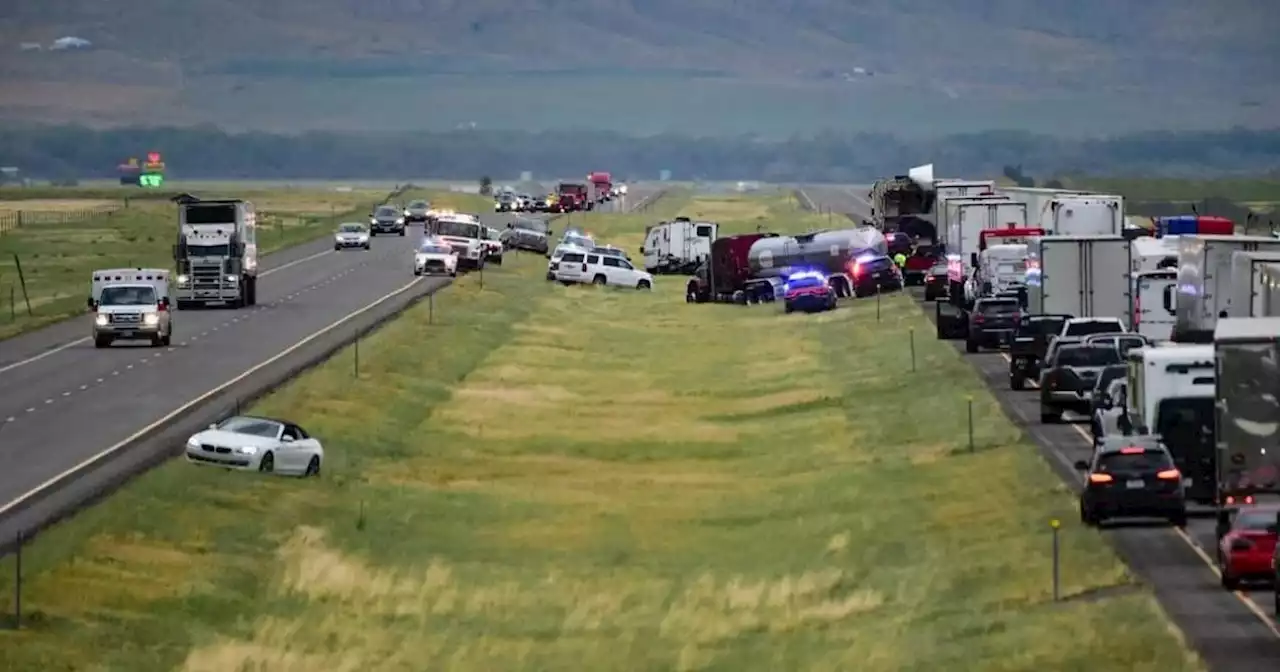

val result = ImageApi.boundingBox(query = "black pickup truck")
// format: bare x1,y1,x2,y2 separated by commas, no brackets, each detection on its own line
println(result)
1008,313,1073,390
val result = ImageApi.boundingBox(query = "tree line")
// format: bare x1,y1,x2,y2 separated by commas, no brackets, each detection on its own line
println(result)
1,125,1278,182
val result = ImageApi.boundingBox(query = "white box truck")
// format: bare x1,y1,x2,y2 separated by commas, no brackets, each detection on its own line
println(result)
1228,251,1280,319
942,198,1028,302
1027,235,1131,321
1174,235,1280,342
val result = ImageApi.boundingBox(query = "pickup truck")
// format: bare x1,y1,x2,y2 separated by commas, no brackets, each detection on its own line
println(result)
1008,314,1073,390
1040,343,1124,423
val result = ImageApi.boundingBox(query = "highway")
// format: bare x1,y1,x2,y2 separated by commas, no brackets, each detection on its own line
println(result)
0,190,651,542
801,187,1280,672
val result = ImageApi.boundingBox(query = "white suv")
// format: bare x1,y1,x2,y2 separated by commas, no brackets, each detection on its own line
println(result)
555,250,653,289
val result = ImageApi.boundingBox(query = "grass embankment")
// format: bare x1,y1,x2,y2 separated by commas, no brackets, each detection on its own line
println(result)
0,187,489,340
0,193,1200,671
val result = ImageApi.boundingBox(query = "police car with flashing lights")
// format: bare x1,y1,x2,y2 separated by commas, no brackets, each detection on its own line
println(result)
783,271,837,314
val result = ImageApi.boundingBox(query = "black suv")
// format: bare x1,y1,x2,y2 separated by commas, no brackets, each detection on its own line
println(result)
1008,313,1072,390
1076,435,1187,527
965,297,1021,353
923,261,949,301
1040,343,1122,422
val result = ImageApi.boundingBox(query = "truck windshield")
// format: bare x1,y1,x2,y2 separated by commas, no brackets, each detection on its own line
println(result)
99,285,156,306
436,220,480,238
188,243,229,257
375,207,398,218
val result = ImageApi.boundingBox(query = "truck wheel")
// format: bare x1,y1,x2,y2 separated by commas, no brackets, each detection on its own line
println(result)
399,228,405,236
1010,375,1024,391
492,256,503,266
593,275,607,286
160,331,171,347
965,339,978,353
1040,406,1061,423
94,335,112,348
247,278,257,306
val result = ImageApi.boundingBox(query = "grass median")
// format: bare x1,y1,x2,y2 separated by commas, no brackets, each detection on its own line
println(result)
0,187,489,340
0,193,1201,670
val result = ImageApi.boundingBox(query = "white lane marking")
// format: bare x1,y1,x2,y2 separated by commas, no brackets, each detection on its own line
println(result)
0,248,337,375
994,350,1280,636
0,275,431,517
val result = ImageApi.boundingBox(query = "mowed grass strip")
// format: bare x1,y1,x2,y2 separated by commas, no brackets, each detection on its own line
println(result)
1,195,1201,670
0,188,489,340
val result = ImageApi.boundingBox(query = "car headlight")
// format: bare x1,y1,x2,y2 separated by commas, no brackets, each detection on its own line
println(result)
143,313,159,326
95,314,109,326
396,218,405,224
226,274,239,283
186,437,200,448
234,446,258,455
177,274,189,284
370,219,377,225
358,235,369,242
403,210,410,217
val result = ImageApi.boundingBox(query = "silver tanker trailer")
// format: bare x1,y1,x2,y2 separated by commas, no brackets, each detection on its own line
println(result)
740,226,899,302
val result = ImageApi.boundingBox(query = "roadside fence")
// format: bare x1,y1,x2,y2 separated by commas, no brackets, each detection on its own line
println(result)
0,204,123,235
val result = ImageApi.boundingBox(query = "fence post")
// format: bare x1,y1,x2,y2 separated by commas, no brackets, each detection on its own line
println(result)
12,255,31,317
13,530,22,629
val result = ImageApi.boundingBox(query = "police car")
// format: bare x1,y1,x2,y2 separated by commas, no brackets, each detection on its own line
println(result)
782,271,837,314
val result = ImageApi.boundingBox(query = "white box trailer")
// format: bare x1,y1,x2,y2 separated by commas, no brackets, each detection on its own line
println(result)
1228,251,1280,318
1027,235,1131,321
998,186,1093,231
1261,264,1280,317
1174,235,1280,342
1044,195,1124,236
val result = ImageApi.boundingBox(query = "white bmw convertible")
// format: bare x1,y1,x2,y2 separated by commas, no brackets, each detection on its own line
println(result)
185,415,324,477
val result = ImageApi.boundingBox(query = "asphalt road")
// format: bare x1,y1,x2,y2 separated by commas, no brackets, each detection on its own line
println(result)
801,187,1280,671
796,185,874,221
0,188,646,525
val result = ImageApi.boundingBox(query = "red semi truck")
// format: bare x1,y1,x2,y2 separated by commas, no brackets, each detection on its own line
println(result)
685,233,779,303
589,172,613,203
555,182,591,212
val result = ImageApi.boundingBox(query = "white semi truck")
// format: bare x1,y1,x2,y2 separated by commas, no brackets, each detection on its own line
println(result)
173,198,258,308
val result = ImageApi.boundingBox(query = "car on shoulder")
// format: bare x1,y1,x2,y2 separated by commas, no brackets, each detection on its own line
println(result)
546,243,587,281
1218,505,1280,589
333,222,371,250
185,415,324,477
1075,435,1186,527
482,226,504,265
782,271,837,314
414,239,458,276
554,249,653,289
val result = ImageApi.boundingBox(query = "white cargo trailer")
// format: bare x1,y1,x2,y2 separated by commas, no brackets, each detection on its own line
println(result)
998,186,1092,231
1044,195,1124,236
1027,235,1131,321
1260,263,1280,317
1174,235,1280,342
1228,250,1280,318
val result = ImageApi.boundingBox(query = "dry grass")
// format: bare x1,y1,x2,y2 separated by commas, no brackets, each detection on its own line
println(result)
0,193,1203,671
0,199,118,212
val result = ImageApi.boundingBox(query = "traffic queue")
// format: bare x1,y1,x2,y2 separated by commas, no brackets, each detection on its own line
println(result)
874,163,1280,612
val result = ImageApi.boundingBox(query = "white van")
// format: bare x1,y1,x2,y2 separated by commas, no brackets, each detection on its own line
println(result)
88,268,173,348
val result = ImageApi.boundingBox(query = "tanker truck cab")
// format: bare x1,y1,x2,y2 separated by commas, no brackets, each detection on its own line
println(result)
88,268,173,348
1122,344,1216,504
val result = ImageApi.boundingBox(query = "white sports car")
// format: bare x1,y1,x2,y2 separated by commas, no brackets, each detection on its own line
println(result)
184,415,324,477
414,240,459,276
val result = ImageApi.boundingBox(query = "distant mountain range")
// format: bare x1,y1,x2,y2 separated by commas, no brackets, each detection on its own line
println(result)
2,0,1277,136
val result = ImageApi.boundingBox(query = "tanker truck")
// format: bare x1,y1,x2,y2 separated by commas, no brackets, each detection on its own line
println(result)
686,226,896,304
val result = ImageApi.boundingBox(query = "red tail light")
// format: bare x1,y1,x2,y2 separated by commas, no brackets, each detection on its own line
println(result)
581,263,588,272
973,314,985,323
1156,468,1181,480
1089,473,1113,484
157,298,169,312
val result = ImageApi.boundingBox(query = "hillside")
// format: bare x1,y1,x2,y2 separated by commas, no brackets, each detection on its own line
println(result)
1,0,1277,136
